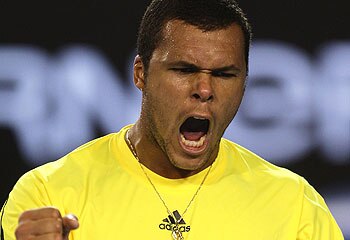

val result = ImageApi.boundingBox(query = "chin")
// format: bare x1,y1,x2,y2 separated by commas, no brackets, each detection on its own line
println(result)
172,158,207,172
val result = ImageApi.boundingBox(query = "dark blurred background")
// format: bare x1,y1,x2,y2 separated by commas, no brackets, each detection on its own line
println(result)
1,0,349,237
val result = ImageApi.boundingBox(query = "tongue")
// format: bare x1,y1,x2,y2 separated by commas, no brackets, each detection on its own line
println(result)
182,131,206,141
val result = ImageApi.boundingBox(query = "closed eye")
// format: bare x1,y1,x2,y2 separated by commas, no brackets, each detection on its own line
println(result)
170,67,199,74
211,70,237,78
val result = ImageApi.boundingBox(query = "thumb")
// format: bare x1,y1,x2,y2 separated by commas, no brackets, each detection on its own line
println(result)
62,214,79,239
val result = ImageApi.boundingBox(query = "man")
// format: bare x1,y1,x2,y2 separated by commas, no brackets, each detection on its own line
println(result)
0,0,344,239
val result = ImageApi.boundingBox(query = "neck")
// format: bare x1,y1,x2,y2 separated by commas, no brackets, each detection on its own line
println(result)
127,121,209,179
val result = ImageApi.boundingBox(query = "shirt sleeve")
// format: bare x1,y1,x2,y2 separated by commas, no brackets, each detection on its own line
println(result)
297,178,344,240
0,170,52,240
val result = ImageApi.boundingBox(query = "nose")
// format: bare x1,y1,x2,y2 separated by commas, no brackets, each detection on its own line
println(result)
191,72,214,102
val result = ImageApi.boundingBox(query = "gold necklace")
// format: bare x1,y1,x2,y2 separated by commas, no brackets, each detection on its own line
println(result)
125,129,212,240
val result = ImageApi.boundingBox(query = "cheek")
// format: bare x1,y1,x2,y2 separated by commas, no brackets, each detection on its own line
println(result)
149,78,187,106
218,84,245,117
144,82,180,124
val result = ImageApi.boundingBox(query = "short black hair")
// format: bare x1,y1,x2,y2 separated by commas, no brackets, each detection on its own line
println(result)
137,0,252,73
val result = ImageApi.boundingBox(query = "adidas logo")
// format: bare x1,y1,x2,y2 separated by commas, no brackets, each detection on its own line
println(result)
158,210,191,233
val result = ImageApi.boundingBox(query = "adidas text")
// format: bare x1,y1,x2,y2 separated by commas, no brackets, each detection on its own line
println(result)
159,223,191,232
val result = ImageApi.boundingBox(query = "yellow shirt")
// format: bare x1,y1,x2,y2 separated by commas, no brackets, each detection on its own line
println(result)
1,125,344,239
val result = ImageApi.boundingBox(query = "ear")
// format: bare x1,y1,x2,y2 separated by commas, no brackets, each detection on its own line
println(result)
133,55,145,91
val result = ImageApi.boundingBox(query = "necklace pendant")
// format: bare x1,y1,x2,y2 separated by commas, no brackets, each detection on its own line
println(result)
172,229,184,240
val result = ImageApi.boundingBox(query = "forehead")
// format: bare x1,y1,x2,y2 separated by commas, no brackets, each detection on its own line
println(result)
152,20,245,68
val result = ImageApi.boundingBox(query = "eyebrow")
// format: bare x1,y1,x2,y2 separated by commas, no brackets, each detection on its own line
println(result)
168,61,241,73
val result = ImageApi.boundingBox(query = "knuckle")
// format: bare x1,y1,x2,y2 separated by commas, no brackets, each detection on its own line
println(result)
14,227,21,237
56,218,63,231
45,207,61,217
15,221,32,237
15,225,32,240
15,222,26,235
18,211,29,222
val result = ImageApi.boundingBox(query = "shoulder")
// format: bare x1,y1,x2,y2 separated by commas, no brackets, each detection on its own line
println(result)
220,138,344,238
34,133,117,177
16,125,131,188
219,138,313,203
220,138,302,181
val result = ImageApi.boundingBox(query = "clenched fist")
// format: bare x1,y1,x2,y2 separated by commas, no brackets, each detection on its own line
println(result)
15,207,79,240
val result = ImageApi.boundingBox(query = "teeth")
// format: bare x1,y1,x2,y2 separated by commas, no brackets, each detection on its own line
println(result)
181,134,206,148
193,116,206,120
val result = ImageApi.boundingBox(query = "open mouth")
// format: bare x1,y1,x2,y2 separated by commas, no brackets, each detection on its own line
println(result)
179,117,210,149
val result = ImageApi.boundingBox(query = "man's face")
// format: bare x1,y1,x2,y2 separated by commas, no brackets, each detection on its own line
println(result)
135,20,246,171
